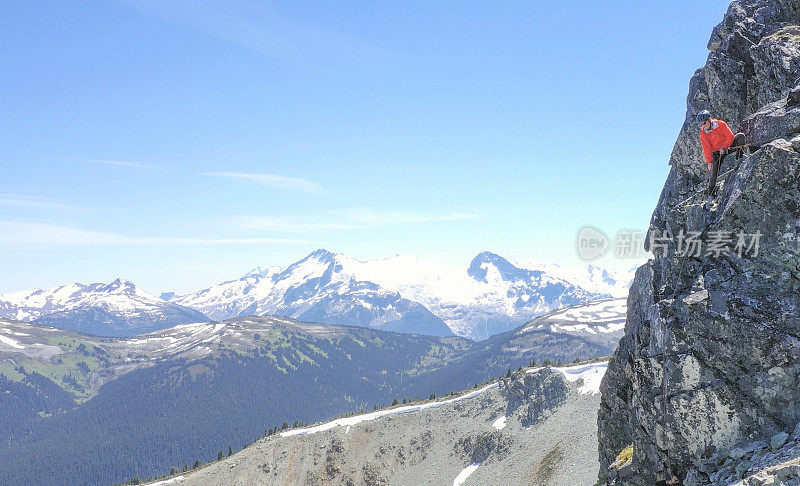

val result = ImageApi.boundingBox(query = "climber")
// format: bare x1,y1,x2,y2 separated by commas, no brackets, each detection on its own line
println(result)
697,110,746,196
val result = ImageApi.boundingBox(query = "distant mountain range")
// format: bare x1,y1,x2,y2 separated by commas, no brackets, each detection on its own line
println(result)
173,249,453,337
0,249,635,339
174,249,635,340
0,279,208,337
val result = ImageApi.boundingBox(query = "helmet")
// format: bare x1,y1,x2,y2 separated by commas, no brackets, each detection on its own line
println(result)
696,110,711,124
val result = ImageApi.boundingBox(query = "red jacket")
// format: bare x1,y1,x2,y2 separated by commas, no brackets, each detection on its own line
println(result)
699,118,735,165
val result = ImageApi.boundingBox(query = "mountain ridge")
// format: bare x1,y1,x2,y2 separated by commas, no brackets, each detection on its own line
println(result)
176,249,632,340
0,303,619,485
0,278,208,337
0,250,634,340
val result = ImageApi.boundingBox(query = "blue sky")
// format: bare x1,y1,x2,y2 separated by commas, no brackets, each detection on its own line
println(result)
1,0,731,294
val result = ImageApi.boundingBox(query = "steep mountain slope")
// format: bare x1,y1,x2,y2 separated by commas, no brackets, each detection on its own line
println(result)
143,363,607,486
177,249,615,340
0,279,208,337
0,317,467,486
598,1,800,484
0,299,615,486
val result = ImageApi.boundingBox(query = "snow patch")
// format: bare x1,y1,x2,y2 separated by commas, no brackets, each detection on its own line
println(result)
281,383,498,437
148,476,184,485
453,462,481,486
553,362,608,395
492,415,507,430
0,334,24,349
1,328,30,336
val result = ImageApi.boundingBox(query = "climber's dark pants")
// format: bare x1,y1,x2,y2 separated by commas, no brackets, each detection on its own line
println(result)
707,132,746,195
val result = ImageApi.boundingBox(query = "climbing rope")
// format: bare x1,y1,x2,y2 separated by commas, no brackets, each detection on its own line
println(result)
669,139,761,214
656,134,772,482
659,164,743,481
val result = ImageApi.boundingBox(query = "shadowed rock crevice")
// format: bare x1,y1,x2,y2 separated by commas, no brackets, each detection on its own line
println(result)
598,0,800,484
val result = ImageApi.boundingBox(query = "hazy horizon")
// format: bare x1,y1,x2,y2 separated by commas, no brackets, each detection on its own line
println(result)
1,0,730,293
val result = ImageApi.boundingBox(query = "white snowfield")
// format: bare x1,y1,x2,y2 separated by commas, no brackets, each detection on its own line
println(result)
341,255,571,323
282,362,609,439
534,362,609,395
0,333,24,349
175,249,635,339
522,297,627,339
0,278,179,321
342,255,633,305
148,476,184,486
492,415,508,430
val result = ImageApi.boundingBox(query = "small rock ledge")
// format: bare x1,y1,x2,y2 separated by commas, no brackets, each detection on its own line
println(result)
598,1,800,484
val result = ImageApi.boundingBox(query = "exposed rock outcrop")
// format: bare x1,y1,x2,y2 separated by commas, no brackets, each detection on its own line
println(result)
501,367,570,427
455,430,512,463
598,0,800,484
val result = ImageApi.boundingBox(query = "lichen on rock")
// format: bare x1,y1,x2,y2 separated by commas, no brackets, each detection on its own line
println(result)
597,1,800,484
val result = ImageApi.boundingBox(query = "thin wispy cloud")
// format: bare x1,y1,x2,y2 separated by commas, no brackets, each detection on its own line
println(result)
235,216,356,232
201,171,323,193
119,0,389,73
332,208,478,225
52,155,156,170
0,194,92,212
231,209,478,233
0,221,311,247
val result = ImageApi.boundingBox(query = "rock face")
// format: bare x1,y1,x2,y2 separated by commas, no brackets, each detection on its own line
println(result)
598,0,800,484
501,367,570,427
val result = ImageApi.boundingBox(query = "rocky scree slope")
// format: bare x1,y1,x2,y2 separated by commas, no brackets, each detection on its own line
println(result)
142,364,606,486
598,0,800,484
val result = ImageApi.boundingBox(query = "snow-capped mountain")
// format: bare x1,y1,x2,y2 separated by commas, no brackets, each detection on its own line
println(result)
512,261,636,299
175,250,453,337
0,279,208,337
338,251,615,339
177,249,623,340
170,267,283,321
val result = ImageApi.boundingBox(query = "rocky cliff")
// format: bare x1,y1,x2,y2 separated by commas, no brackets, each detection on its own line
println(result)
598,0,800,484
